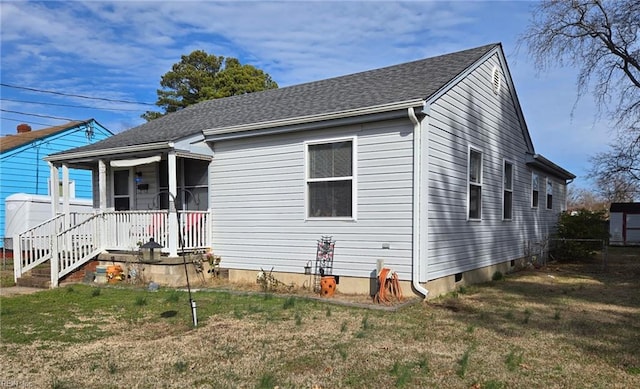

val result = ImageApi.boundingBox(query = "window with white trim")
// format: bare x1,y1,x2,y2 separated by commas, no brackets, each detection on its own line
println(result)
546,179,553,210
306,139,354,218
468,147,482,220
532,172,539,208
503,161,513,220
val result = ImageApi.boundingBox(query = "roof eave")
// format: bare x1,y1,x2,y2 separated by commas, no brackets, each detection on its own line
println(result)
526,153,576,181
45,142,171,163
202,99,426,140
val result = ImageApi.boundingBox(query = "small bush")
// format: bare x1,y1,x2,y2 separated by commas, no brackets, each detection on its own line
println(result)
553,210,608,261
492,271,504,281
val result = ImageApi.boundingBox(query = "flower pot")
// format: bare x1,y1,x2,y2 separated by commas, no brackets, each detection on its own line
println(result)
320,276,336,297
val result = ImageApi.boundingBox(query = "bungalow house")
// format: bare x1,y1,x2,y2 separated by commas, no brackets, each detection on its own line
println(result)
1,119,112,248
17,43,574,297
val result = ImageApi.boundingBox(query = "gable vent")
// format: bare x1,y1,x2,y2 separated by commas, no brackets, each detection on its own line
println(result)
491,66,502,95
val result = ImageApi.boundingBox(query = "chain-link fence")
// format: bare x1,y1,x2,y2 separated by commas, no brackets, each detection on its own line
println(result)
530,238,608,270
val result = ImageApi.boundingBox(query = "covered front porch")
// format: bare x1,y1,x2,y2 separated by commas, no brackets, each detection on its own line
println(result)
14,142,214,287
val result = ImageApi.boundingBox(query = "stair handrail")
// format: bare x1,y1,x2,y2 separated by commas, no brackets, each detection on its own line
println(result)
52,213,105,286
13,214,65,282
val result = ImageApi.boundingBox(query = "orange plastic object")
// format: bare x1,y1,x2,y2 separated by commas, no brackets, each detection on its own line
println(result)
320,276,336,297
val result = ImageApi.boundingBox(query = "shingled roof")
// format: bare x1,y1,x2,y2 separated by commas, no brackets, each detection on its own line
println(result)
0,120,96,153
52,43,500,156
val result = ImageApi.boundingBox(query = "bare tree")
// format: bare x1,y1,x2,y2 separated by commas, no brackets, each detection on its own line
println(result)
521,0,640,127
566,185,610,212
521,1,640,197
590,129,640,201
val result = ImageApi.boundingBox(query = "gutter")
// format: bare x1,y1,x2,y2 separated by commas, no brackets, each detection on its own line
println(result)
525,153,576,181
408,106,429,300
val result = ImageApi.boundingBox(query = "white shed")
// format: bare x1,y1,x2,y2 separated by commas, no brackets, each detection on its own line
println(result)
4,193,93,247
610,203,640,246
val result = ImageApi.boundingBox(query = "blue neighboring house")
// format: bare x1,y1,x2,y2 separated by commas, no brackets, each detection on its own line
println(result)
0,119,113,247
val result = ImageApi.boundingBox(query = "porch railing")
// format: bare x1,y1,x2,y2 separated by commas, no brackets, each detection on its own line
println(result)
101,210,170,251
12,212,94,282
14,210,211,287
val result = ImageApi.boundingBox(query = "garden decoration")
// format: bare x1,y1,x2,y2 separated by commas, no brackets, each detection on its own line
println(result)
256,267,294,292
314,236,336,296
206,250,222,278
106,265,124,283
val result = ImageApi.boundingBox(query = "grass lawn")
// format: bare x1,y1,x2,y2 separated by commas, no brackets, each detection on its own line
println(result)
1,247,639,389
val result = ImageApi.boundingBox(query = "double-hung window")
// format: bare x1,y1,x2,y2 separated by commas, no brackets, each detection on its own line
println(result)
503,161,513,220
468,147,482,220
531,172,539,208
306,139,354,218
546,179,553,210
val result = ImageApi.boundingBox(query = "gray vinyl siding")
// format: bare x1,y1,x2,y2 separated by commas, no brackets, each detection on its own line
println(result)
425,53,562,280
211,119,415,279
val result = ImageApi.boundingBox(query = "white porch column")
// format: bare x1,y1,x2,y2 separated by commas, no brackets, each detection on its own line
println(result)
167,151,178,256
48,162,60,288
98,159,107,211
61,164,73,255
49,162,60,217
62,164,70,228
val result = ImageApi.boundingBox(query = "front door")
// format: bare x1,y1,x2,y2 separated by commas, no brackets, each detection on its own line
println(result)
113,169,131,211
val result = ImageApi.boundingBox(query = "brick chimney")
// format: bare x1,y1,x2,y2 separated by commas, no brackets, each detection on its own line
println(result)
17,123,32,133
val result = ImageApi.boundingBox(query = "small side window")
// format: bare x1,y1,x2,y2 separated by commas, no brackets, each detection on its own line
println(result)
503,161,513,220
468,147,482,220
532,172,539,208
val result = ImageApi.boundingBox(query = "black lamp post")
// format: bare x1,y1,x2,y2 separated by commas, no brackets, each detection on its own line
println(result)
141,237,163,262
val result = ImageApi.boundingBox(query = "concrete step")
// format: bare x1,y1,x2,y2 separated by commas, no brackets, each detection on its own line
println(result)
16,275,50,289
31,265,51,278
16,262,51,289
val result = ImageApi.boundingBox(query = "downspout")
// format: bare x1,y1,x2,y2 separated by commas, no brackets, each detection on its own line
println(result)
408,107,429,299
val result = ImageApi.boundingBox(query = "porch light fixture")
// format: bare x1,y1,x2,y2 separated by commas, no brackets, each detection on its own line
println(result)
141,237,163,262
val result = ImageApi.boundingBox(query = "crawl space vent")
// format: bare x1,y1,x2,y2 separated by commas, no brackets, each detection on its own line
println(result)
491,66,502,95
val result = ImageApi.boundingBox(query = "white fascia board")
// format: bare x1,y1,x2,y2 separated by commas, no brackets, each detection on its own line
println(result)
203,99,425,138
45,142,170,162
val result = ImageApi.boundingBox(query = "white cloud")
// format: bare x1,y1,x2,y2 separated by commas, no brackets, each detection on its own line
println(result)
0,1,617,190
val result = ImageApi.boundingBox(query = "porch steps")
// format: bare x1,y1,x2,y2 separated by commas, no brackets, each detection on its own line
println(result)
16,262,51,289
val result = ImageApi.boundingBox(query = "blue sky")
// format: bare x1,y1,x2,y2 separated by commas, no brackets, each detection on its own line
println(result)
0,1,613,189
